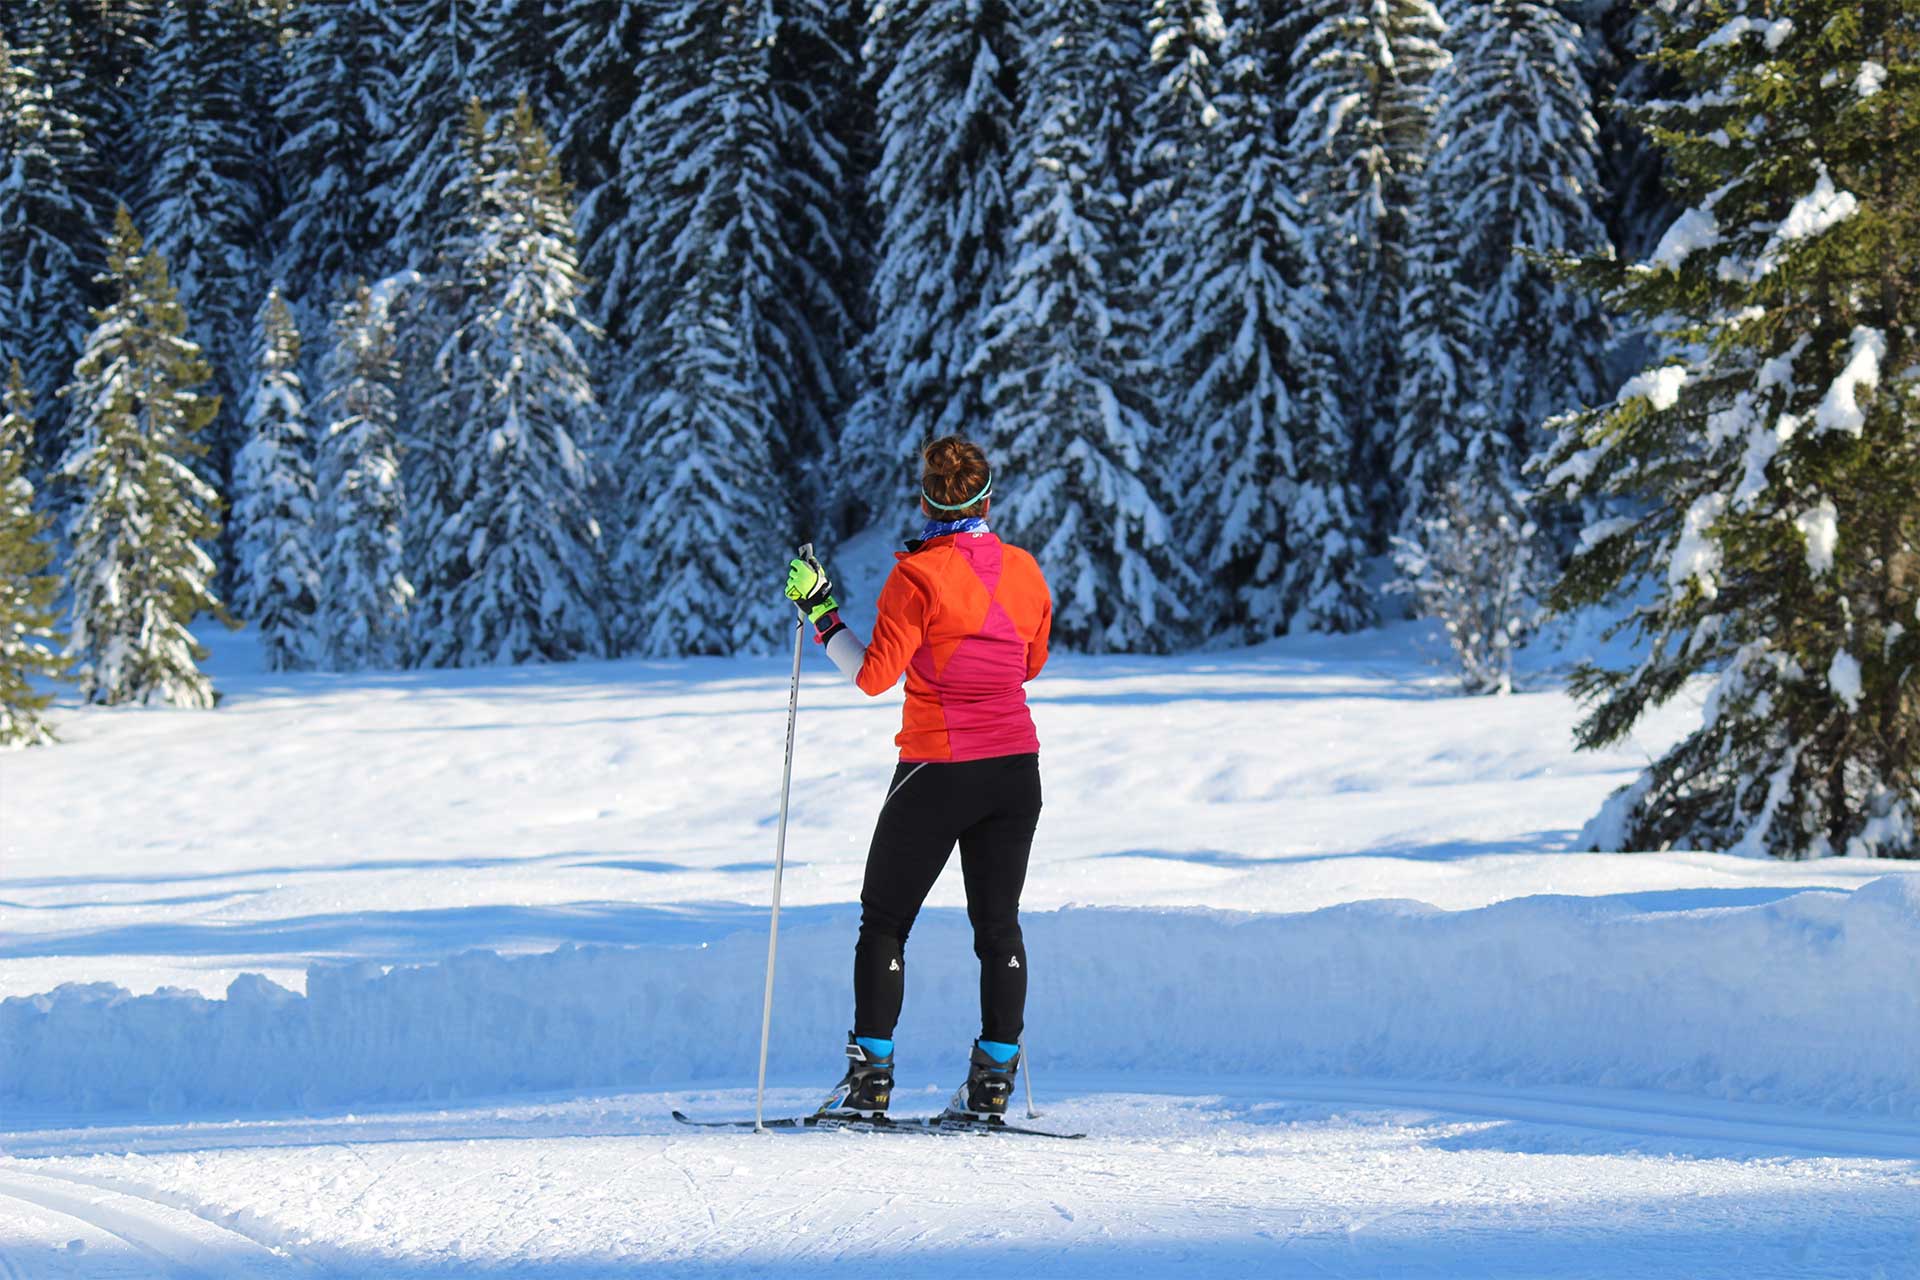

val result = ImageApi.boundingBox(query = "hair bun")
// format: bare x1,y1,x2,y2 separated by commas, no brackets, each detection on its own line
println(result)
920,436,992,515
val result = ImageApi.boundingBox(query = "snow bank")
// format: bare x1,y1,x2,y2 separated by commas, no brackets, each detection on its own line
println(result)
6,879,1918,1120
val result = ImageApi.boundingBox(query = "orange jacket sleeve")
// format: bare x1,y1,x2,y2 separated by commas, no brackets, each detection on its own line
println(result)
856,564,927,696
1026,592,1052,681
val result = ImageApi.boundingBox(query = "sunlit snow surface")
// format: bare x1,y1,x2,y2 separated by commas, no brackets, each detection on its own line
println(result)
3,567,1917,1276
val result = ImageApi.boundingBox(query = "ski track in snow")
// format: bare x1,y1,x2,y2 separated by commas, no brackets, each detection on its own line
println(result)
2,1083,1917,1277
3,585,1919,1276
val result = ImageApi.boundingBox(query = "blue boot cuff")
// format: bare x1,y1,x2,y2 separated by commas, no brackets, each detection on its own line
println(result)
856,1036,894,1060
977,1038,1019,1065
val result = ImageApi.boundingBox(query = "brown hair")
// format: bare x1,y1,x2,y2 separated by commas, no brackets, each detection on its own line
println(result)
920,436,992,517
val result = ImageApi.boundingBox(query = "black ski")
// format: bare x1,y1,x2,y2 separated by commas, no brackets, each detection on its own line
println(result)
670,1109,1085,1140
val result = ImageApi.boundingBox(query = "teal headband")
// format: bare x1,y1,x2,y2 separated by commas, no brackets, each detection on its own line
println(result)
922,472,992,511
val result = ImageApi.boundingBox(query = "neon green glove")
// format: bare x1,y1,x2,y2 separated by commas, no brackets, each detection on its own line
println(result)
784,553,838,625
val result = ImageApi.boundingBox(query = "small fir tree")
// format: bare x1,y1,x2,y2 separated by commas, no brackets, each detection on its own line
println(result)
231,285,320,669
317,279,412,671
413,100,606,667
1543,0,1920,858
0,362,67,745
1391,471,1543,696
58,207,224,708
970,0,1198,652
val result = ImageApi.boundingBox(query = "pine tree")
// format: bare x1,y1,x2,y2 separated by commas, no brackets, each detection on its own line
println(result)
837,0,1021,524
58,207,223,708
413,100,605,667
768,0,862,527
0,362,66,746
1283,0,1446,535
271,0,400,307
970,0,1197,652
231,285,320,669
1425,0,1610,477
605,0,802,656
377,1,548,272
1135,0,1224,298
135,0,268,493
0,32,108,475
552,0,647,303
1168,0,1369,639
317,279,411,671
1543,0,1920,858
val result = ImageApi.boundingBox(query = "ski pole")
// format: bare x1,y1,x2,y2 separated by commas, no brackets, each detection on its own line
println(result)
1021,1042,1040,1119
755,545,812,1134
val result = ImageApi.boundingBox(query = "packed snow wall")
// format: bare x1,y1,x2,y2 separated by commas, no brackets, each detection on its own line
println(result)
5,876,1917,1118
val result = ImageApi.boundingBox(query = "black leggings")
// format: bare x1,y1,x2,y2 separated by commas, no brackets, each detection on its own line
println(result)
854,753,1041,1045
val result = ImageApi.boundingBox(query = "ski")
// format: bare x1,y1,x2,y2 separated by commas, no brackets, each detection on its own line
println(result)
670,1110,1085,1140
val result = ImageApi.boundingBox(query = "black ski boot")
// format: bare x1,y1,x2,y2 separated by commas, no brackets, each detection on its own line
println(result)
817,1032,894,1119
942,1041,1019,1123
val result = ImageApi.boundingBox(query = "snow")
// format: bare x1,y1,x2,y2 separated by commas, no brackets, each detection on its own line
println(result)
1667,493,1727,597
1752,166,1859,278
1855,60,1888,97
1829,649,1864,711
1796,497,1839,575
1617,364,1687,411
1648,205,1718,269
3,614,1917,1276
1815,325,1886,436
1699,15,1794,53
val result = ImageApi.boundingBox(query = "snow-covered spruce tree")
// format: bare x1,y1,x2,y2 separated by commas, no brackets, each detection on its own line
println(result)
271,0,400,307
1283,0,1445,535
0,33,108,476
1543,0,1920,858
412,99,605,668
837,0,1021,523
377,1,549,273
231,285,320,670
605,0,804,655
768,0,861,526
57,207,223,708
1425,0,1610,484
969,0,1197,652
1133,0,1224,490
316,280,411,671
1167,0,1370,639
553,0,646,303
134,0,267,492
0,362,67,746
1391,471,1542,695
1135,0,1223,280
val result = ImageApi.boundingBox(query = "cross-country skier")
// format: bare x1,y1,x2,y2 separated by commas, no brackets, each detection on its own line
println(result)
783,437,1052,1124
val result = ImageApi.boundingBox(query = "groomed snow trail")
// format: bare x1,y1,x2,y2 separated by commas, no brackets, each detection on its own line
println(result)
3,1084,1917,1278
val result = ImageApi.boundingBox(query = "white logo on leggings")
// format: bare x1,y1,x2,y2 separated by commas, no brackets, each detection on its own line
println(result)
889,959,901,972
1008,956,1020,969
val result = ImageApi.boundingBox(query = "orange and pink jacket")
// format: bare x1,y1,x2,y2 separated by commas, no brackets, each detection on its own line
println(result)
834,530,1052,762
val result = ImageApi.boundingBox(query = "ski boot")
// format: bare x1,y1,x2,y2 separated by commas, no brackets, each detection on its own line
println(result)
941,1040,1020,1125
816,1032,894,1120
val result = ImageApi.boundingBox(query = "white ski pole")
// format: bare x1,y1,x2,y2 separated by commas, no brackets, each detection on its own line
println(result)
1021,1043,1040,1119
755,545,812,1134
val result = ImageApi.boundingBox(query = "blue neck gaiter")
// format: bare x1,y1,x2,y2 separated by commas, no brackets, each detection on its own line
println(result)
920,516,990,540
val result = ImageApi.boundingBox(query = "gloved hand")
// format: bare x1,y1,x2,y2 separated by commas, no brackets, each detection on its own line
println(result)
784,550,838,626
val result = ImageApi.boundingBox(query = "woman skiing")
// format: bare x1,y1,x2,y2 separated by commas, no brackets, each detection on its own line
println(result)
783,437,1052,1123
